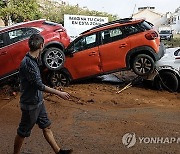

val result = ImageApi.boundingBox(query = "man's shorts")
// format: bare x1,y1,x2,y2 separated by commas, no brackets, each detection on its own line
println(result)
17,103,51,137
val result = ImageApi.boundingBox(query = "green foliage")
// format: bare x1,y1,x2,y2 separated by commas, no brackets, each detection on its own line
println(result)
0,0,6,8
40,0,62,23
0,0,118,25
40,2,118,24
162,35,180,48
0,0,41,25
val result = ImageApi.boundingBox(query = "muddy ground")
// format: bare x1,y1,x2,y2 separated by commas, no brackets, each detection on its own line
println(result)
0,71,180,154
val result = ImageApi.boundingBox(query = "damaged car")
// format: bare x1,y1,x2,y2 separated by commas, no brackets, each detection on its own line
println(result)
46,18,165,87
145,48,180,92
0,19,70,82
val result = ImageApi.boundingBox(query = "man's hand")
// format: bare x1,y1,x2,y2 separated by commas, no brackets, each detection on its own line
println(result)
56,91,70,100
44,85,70,100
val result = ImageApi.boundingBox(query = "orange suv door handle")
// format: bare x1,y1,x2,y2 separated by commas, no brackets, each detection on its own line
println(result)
119,44,127,48
89,51,96,56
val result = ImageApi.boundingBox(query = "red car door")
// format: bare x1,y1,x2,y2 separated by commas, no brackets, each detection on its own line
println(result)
64,33,102,79
98,27,131,72
0,33,15,77
6,28,38,71
8,39,29,71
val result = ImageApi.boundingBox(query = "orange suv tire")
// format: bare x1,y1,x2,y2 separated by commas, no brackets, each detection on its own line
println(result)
47,71,70,87
132,54,155,76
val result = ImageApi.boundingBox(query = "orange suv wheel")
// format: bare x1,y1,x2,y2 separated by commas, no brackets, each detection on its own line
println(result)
132,54,155,76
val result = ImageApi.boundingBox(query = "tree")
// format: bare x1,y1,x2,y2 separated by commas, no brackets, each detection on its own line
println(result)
0,0,11,25
0,0,119,25
0,0,41,25
39,0,63,23
40,1,118,24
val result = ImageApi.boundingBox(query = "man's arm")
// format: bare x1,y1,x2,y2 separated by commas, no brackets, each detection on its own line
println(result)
44,85,70,100
23,60,70,100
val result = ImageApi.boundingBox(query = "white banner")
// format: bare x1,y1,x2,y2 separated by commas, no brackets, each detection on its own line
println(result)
64,14,108,41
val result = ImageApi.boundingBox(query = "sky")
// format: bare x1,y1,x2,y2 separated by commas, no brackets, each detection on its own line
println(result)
58,0,180,18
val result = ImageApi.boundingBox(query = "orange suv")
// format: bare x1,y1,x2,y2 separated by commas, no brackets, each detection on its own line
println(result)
47,18,164,86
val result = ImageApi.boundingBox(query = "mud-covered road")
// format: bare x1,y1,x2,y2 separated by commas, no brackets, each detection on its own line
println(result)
0,73,180,154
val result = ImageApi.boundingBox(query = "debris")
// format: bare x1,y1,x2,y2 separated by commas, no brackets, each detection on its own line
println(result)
116,76,143,94
97,74,124,84
87,99,95,103
12,92,17,96
111,100,118,105
2,98,10,100
69,95,81,102
116,82,132,93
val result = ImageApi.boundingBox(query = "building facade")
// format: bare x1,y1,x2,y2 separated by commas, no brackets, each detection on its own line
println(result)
132,7,164,29
171,7,180,33
133,6,180,33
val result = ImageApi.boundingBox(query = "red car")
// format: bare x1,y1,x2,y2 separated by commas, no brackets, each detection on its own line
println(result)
0,19,70,81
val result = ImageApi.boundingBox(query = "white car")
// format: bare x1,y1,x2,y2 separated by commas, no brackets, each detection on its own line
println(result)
146,47,180,92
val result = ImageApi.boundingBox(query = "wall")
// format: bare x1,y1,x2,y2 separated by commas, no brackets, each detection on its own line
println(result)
133,9,163,29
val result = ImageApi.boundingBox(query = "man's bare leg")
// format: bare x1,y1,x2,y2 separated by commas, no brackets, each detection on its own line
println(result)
13,134,25,154
43,126,60,153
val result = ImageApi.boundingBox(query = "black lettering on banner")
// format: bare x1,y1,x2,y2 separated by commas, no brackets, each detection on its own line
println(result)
72,21,78,25
79,21,83,25
69,16,87,21
85,22,89,25
94,18,105,22
88,18,93,21
69,17,73,20
79,21,90,25
81,17,86,21
70,16,107,26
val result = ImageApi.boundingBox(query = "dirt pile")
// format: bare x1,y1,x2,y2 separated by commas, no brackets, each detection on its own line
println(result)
0,72,180,153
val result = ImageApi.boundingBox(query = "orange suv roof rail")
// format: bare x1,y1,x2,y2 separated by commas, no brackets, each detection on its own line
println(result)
81,18,134,34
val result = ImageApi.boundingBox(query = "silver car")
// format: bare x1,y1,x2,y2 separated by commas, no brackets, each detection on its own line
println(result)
159,30,173,41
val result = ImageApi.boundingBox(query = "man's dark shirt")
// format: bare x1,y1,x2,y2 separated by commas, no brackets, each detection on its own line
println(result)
19,53,45,109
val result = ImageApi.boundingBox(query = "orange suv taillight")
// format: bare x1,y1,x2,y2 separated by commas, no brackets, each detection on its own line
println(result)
145,31,158,40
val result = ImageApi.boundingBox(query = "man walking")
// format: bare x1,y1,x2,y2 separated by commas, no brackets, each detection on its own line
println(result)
13,34,72,154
